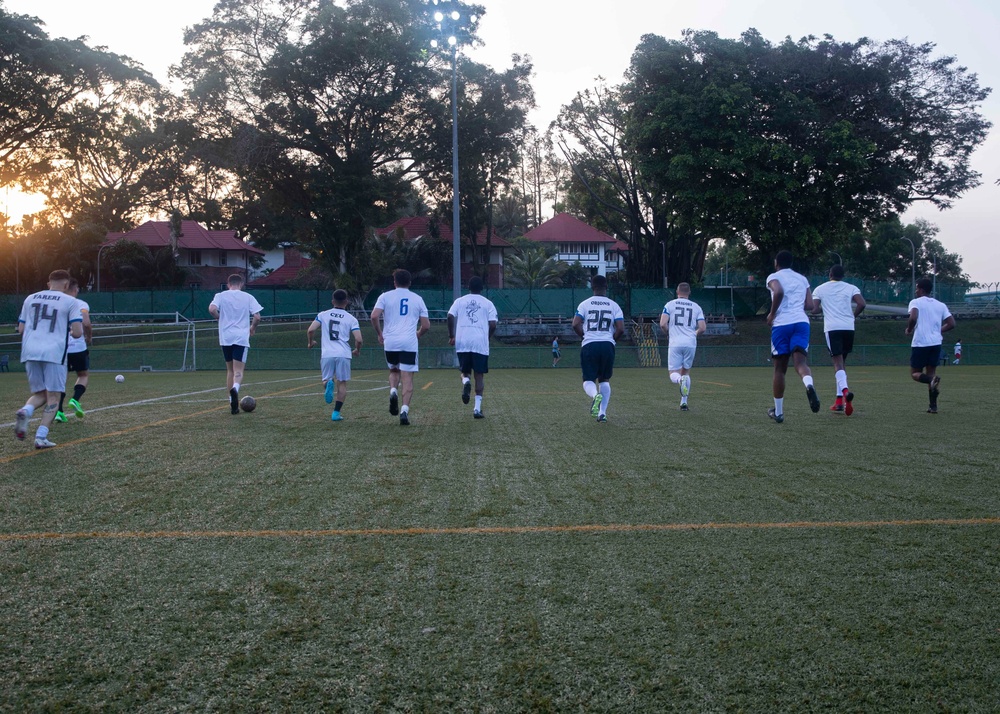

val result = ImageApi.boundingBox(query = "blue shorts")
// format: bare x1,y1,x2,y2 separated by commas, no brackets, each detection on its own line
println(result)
581,342,615,382
771,323,810,357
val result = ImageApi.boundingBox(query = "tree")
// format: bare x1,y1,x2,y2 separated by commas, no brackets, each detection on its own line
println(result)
104,239,190,288
624,30,991,272
503,242,565,288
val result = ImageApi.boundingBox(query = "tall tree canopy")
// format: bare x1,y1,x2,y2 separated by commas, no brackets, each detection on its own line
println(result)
623,30,991,277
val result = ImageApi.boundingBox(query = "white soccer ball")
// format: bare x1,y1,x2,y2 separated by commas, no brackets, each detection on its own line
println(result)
115,374,125,383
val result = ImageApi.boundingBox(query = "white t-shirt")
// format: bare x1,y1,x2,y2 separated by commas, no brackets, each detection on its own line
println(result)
18,290,84,364
766,268,810,327
954,343,962,355
812,280,861,332
210,289,264,346
315,308,361,359
575,295,625,347
662,298,706,348
908,296,952,347
448,293,498,356
67,298,90,354
374,287,429,352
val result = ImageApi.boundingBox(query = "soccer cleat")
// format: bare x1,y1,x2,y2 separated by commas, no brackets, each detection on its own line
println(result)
830,403,844,413
462,381,471,404
680,403,689,411
230,388,240,415
597,414,608,423
330,411,343,422
473,410,484,419
399,411,409,426
54,411,67,423
927,406,938,414
930,376,941,400
389,392,399,416
680,375,691,397
768,407,784,424
806,385,820,413
68,398,84,418
590,393,603,417
14,409,29,440
325,380,334,404
34,437,57,449
844,390,854,417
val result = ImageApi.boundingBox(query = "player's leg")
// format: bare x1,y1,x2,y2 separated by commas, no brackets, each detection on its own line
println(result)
828,330,846,411
458,352,472,404
33,364,67,447
398,369,414,424
387,358,401,415
331,358,350,421
55,390,68,423
15,368,48,440
580,344,601,416
596,345,613,421
788,323,818,413
230,356,247,415
472,353,487,417
770,352,789,423
69,367,88,418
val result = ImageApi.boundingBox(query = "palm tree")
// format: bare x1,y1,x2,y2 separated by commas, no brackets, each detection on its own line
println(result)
504,246,566,288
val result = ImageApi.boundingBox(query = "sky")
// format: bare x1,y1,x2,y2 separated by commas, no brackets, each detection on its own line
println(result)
3,0,999,284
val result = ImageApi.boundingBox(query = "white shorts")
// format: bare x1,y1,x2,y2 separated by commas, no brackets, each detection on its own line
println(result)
321,356,352,383
26,361,69,394
668,345,697,371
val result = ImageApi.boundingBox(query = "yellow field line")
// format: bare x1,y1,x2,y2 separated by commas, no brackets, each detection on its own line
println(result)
1,518,996,542
0,384,312,465
700,381,734,387
422,382,433,390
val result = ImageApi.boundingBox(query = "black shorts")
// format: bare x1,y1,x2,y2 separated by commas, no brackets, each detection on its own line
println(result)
580,342,615,382
222,344,249,363
67,350,90,373
911,345,941,371
457,352,489,374
384,350,417,367
825,330,855,358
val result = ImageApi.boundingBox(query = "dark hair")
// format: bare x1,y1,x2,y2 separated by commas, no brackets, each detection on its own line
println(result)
468,276,484,294
332,289,348,304
591,274,608,291
393,268,412,288
48,269,72,283
830,264,845,280
916,277,934,295
775,250,793,269
68,278,80,290
227,273,244,287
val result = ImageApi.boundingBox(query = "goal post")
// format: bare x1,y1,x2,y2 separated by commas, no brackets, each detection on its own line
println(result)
87,312,198,372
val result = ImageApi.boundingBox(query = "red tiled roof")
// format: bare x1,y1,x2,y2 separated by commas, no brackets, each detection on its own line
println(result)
524,213,617,244
247,248,312,287
381,216,511,247
103,220,264,255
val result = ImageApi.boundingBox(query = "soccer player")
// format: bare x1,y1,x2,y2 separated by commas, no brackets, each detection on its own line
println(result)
953,340,962,365
447,276,498,419
572,274,625,423
765,250,820,424
307,289,363,422
55,278,93,423
811,264,866,415
209,274,263,415
905,278,955,414
659,282,706,411
370,269,430,426
551,337,561,367
14,270,84,448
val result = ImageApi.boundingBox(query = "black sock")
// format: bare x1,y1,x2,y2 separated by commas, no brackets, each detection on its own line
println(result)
73,384,86,401
58,393,66,411
335,401,344,412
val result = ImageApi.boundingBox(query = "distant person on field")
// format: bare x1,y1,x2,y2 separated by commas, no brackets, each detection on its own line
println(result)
905,278,955,414
953,340,962,365
14,270,84,448
811,264,866,415
552,337,561,367
448,276,498,419
572,274,625,423
307,289,362,422
209,274,263,415
55,278,93,423
659,282,706,411
370,269,430,426
765,250,820,424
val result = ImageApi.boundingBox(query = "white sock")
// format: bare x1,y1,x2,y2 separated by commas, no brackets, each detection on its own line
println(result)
22,404,35,417
583,381,598,399
390,388,398,396
36,424,49,440
233,382,240,392
401,405,408,414
669,372,682,384
474,395,482,410
462,377,470,385
802,375,813,389
835,370,847,393
599,382,611,415
774,397,784,415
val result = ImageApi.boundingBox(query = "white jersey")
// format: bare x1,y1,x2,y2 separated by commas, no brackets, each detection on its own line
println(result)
211,289,264,346
576,295,625,347
18,289,84,364
662,298,706,348
315,308,361,359
374,287,429,352
813,280,861,332
766,268,810,327
908,296,952,347
448,293,498,356
67,298,90,353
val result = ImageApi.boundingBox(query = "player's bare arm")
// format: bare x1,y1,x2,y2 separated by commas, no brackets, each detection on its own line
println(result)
370,307,384,344
447,314,457,346
209,304,220,319
766,280,783,326
249,312,261,337
905,308,918,335
613,320,626,341
417,316,430,338
811,298,823,315
696,319,707,337
306,319,321,348
571,315,584,338
852,294,866,317
488,320,497,338
803,288,815,313
942,315,956,333
658,312,670,332
351,328,363,357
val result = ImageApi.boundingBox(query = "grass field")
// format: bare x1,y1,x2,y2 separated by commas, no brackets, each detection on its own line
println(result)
1,365,998,711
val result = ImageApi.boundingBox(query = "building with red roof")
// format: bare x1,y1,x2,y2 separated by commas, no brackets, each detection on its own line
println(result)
103,220,264,290
523,213,626,277
246,247,312,287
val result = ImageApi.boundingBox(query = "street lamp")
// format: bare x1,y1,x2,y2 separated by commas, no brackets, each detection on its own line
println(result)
829,251,843,266
429,1,477,302
900,237,915,299
659,241,667,289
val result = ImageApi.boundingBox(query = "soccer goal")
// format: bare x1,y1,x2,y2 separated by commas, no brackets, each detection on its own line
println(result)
88,312,198,372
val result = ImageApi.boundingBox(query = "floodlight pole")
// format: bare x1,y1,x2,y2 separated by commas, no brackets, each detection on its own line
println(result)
450,42,461,303
901,237,916,299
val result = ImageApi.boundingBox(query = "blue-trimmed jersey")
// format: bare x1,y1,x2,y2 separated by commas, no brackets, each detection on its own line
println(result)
576,296,625,346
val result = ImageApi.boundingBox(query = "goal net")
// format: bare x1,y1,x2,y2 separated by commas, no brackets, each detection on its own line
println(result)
88,312,198,372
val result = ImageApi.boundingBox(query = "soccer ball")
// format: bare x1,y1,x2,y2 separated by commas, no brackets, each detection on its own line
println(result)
115,374,125,383
239,395,256,412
